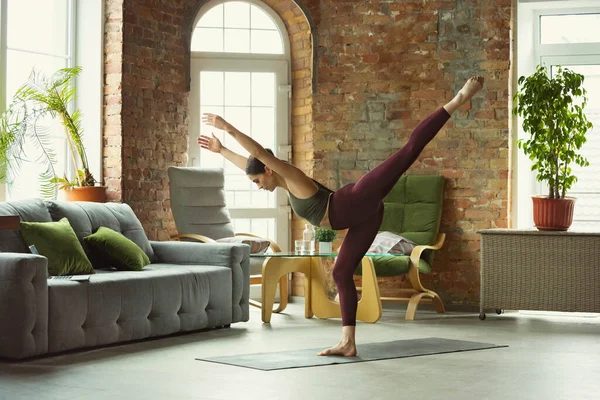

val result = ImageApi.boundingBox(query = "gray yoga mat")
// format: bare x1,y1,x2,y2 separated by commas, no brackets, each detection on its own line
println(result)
196,337,508,371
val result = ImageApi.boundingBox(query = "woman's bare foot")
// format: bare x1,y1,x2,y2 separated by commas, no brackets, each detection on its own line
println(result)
318,326,357,357
444,76,485,114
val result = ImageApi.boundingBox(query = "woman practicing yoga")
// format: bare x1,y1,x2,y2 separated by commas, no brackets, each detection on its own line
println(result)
199,76,484,357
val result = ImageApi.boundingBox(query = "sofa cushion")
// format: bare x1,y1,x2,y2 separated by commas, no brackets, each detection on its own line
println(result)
84,227,151,271
44,201,154,267
0,198,53,253
20,218,95,276
46,264,233,354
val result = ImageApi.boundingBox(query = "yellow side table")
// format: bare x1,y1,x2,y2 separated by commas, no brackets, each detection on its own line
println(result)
254,252,383,324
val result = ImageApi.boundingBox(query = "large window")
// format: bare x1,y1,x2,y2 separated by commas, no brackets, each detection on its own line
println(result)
0,0,103,201
190,1,291,249
516,1,600,230
1,0,73,200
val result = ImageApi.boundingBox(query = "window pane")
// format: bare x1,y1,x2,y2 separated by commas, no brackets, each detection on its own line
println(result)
232,191,252,207
226,191,234,206
199,105,224,136
194,3,284,55
225,72,250,106
231,218,276,241
197,4,223,28
224,2,250,29
224,106,251,147
198,148,224,168
224,161,241,174
252,107,275,148
192,28,224,52
572,193,600,217
5,51,69,201
252,191,273,208
251,5,277,30
251,72,275,107
552,64,600,229
231,218,251,233
251,30,283,54
8,135,66,200
200,71,224,105
224,29,250,53
228,174,251,191
7,0,69,56
540,14,600,44
6,50,67,100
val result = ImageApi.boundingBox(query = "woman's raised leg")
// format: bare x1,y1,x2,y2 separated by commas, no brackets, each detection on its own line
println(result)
351,76,485,205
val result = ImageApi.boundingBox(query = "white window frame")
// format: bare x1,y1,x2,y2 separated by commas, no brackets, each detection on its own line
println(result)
189,57,291,249
0,0,104,201
189,0,292,251
514,0,600,228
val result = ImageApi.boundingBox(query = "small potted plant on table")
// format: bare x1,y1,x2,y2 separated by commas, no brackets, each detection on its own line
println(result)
315,228,337,254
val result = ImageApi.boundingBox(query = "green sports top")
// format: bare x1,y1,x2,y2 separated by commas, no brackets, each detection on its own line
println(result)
287,179,333,227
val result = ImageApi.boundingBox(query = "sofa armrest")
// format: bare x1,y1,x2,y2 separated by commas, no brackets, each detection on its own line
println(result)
0,253,49,359
150,241,250,323
150,241,248,266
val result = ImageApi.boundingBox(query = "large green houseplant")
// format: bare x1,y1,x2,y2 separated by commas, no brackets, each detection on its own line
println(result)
0,66,104,201
513,64,593,230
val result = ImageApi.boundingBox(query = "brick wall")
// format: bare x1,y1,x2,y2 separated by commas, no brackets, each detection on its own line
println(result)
105,0,313,241
304,0,511,305
104,0,124,203
107,0,511,306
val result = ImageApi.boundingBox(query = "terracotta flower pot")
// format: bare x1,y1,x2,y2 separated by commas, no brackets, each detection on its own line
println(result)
64,186,107,203
532,196,576,231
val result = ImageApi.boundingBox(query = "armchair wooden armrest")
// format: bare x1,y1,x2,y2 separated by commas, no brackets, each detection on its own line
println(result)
169,233,217,243
235,232,282,253
408,233,446,269
403,233,446,318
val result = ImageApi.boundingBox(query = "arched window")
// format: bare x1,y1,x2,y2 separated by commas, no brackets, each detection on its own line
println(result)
189,1,291,249
191,1,284,54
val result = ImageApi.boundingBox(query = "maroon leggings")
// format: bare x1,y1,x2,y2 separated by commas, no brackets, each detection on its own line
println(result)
328,107,451,326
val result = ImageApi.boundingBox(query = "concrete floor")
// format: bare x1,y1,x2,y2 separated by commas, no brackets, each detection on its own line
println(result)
1,300,599,400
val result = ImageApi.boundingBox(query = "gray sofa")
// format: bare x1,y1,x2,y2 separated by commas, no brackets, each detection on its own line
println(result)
0,198,250,360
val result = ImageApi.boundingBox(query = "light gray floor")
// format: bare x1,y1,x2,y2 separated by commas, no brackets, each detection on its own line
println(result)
1,300,599,400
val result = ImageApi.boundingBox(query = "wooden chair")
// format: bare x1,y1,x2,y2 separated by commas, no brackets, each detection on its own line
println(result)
355,174,446,320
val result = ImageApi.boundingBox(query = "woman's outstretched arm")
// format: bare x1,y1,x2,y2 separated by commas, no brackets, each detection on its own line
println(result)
202,113,305,181
198,133,248,171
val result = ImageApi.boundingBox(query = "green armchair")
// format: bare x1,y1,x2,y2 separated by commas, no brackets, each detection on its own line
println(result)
355,174,446,320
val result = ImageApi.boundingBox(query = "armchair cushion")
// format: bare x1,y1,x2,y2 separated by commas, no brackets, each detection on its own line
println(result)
83,227,151,271
355,256,432,276
20,218,95,276
216,236,270,254
356,175,444,277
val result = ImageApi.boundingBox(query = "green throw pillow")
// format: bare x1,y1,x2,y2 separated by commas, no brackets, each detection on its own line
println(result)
83,226,150,271
20,218,94,276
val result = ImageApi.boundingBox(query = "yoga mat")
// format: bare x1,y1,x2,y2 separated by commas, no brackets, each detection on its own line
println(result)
196,337,507,371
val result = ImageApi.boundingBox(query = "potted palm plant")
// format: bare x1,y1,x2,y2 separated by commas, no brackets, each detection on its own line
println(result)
0,66,105,201
513,64,593,231
315,228,337,254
